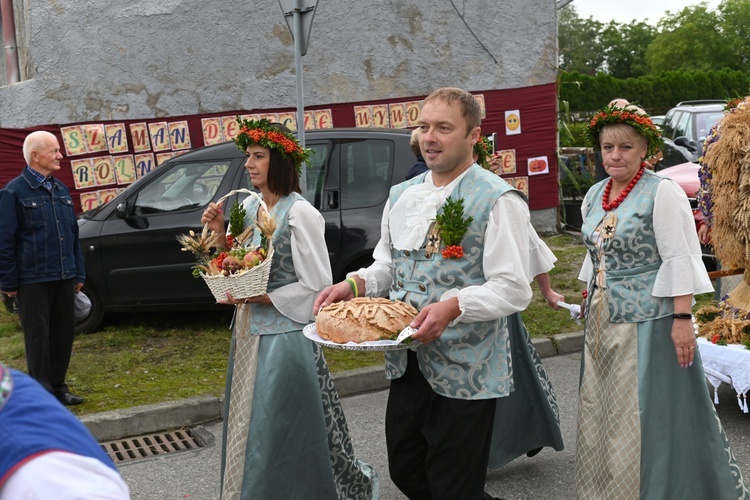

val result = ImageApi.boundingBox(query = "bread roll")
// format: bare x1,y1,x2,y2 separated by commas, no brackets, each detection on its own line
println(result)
316,297,418,344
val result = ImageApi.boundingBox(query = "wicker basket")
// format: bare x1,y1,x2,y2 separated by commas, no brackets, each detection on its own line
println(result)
200,189,274,301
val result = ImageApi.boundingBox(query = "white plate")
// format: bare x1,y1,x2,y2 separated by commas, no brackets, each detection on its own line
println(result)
302,324,419,351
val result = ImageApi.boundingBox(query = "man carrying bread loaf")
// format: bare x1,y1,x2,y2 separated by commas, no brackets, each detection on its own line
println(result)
314,87,533,500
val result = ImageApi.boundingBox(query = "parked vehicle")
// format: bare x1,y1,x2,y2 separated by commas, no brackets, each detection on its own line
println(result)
657,100,725,170
657,162,716,271
73,127,415,332
649,115,665,128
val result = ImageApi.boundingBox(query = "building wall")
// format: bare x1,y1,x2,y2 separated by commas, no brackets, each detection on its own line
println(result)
0,0,557,127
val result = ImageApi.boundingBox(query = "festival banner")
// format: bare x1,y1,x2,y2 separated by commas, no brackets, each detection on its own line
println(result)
148,122,171,152
313,109,334,129
105,123,129,153
496,149,516,174
222,116,240,141
354,105,372,128
129,122,151,152
83,124,108,153
201,117,224,146
80,191,100,212
70,158,95,189
156,152,175,165
278,112,297,131
388,103,407,129
168,121,191,150
92,156,116,186
61,125,87,156
527,155,549,176
112,154,136,185
97,188,120,205
505,109,521,136
405,101,421,127
134,153,155,178
371,104,389,128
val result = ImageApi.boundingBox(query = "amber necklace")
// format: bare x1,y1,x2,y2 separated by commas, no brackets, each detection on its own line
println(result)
600,164,645,239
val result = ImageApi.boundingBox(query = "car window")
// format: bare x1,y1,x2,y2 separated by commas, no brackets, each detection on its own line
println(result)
132,161,230,215
674,112,690,138
694,112,724,142
663,110,678,139
340,140,393,209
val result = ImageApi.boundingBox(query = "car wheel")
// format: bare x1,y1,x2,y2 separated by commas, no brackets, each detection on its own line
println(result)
75,283,105,334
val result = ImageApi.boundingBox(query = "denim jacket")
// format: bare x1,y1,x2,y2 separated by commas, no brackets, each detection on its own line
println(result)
0,168,85,291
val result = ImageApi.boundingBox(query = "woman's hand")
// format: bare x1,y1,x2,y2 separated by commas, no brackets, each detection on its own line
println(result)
697,223,711,245
218,291,271,306
672,318,697,368
201,202,226,235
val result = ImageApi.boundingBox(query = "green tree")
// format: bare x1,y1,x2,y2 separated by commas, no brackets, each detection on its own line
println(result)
558,5,604,75
646,3,736,73
600,21,656,79
719,0,750,76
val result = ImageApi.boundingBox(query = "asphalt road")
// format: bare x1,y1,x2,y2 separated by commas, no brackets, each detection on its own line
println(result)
118,352,750,499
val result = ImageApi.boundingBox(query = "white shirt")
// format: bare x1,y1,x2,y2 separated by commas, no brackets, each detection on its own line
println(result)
268,201,332,324
1,452,131,500
578,179,713,297
356,169,533,323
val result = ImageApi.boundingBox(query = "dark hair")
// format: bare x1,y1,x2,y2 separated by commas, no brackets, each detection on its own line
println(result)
264,123,301,196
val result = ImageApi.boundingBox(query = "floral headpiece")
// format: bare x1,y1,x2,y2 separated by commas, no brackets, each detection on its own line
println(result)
234,117,311,175
473,135,493,169
587,105,664,158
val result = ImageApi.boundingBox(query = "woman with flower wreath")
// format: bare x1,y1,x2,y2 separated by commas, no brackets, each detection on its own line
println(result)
201,119,378,500
576,105,748,498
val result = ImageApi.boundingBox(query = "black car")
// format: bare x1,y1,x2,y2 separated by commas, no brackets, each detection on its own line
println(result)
657,100,725,170
74,128,414,332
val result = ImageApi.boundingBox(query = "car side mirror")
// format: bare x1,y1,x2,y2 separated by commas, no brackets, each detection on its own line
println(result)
115,201,129,219
673,136,698,153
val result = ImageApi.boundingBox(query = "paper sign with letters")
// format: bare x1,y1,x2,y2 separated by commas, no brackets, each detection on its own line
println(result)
71,158,95,189
61,126,88,156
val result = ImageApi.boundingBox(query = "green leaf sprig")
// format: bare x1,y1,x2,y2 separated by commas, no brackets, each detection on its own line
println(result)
435,197,473,246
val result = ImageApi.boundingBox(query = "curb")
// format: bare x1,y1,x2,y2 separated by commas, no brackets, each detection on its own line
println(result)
81,331,584,442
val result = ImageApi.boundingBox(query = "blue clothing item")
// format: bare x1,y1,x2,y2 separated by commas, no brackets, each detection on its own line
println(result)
0,368,117,487
25,165,53,191
0,168,85,292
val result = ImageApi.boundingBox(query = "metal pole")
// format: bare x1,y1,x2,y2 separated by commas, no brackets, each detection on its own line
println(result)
293,0,307,194
1,0,21,84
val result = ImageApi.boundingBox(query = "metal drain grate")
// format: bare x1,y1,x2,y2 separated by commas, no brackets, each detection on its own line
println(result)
101,428,202,464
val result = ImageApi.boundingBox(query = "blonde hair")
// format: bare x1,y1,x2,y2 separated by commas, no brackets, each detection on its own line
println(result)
422,87,481,133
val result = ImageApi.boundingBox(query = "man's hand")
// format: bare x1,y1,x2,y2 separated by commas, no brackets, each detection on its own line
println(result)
409,297,461,344
313,281,354,315
1,290,17,298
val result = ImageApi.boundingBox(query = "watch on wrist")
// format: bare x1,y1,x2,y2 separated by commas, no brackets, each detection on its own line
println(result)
672,313,692,320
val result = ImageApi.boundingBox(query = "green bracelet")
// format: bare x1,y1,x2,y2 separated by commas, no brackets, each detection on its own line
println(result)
346,278,359,298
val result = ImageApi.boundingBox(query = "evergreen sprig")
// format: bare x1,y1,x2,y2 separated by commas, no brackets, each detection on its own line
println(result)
228,201,246,242
435,197,473,246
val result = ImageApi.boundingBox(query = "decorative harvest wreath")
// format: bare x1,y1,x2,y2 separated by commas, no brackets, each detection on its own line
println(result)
587,105,664,159
234,117,311,175
474,135,493,169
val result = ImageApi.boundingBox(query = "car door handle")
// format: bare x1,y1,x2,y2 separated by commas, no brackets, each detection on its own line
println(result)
326,190,339,210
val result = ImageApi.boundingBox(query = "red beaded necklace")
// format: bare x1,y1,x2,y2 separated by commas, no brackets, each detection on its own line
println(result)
602,164,646,211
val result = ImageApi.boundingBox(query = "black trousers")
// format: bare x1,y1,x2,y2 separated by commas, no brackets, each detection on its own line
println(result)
16,279,76,395
385,351,497,500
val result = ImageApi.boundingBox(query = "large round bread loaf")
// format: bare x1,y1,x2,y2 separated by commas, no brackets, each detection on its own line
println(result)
316,297,418,343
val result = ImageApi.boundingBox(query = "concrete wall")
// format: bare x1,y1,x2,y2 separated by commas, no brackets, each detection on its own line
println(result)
0,0,557,128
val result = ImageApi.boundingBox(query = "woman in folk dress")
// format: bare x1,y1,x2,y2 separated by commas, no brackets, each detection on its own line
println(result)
576,105,748,499
201,119,378,500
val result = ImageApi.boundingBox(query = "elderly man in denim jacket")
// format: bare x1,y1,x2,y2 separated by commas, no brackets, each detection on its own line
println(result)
0,131,86,406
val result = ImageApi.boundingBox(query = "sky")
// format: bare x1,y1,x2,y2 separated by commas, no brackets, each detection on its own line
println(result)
568,0,722,25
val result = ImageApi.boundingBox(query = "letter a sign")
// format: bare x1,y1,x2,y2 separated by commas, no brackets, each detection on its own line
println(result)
278,0,318,56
